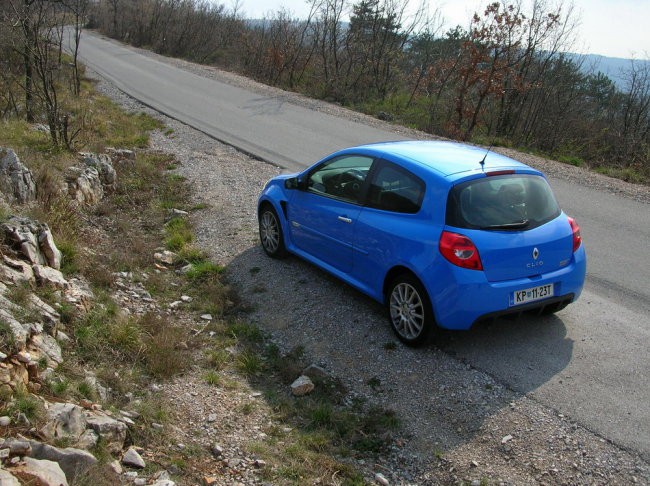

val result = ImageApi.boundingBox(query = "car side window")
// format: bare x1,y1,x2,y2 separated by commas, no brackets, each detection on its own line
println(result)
366,162,425,213
307,155,374,204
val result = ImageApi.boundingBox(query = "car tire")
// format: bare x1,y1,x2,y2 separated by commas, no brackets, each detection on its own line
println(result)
259,205,287,258
387,274,434,346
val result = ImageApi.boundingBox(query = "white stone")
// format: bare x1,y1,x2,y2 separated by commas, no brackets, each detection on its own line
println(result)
200,314,213,321
375,472,390,485
290,375,315,396
0,416,10,426
122,447,146,468
501,434,514,444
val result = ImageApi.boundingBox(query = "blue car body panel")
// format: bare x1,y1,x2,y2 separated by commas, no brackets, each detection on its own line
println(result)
258,141,587,330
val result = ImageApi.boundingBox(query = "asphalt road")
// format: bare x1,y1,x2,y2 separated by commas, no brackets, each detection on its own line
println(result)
76,31,650,460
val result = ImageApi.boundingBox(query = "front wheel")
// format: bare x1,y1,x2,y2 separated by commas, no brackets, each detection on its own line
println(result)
387,274,434,346
259,205,287,258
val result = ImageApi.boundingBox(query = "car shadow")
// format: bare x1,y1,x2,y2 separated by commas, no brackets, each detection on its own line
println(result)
434,314,573,396
224,244,574,453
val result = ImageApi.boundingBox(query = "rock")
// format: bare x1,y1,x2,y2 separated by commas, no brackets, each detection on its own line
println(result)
10,457,68,486
154,250,176,265
375,472,390,485
290,375,314,396
64,165,103,205
40,403,86,441
33,265,69,289
31,334,63,367
85,411,128,453
108,460,122,475
134,478,146,486
76,429,99,450
1,216,47,266
152,480,176,486
29,441,98,482
211,444,223,457
203,477,218,486
80,153,117,193
0,469,20,485
0,416,10,426
170,208,188,216
105,147,135,161
2,439,31,456
0,309,28,352
37,230,62,270
180,295,192,302
0,255,35,284
200,314,213,321
254,459,266,468
122,447,146,468
501,434,514,444
207,414,217,423
65,277,94,311
16,351,31,363
27,294,60,333
0,148,37,204
302,364,330,380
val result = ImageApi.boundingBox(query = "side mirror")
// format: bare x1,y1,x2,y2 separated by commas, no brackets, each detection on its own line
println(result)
285,177,299,189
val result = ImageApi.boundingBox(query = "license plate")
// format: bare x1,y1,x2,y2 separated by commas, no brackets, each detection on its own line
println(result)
510,284,554,307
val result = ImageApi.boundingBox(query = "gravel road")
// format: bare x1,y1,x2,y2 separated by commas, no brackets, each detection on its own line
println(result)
91,62,649,485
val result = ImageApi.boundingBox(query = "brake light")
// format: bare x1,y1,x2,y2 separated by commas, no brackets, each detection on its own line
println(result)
439,231,483,270
568,216,582,252
486,170,515,176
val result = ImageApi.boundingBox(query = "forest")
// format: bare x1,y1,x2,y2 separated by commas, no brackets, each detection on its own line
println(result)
2,0,649,182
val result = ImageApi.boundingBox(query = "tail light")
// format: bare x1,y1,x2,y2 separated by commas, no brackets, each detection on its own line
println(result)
568,217,582,252
439,231,483,270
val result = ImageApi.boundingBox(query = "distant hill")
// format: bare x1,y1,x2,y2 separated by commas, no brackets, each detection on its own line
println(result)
565,53,649,89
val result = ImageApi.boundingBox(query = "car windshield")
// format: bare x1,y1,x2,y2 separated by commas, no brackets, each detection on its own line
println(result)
446,174,561,230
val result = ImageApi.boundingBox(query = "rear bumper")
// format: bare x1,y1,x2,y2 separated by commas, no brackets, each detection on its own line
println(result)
423,247,586,330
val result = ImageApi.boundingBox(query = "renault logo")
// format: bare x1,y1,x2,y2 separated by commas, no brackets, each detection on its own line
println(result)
532,247,540,260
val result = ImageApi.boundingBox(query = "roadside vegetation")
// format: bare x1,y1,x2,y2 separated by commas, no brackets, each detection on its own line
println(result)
85,0,650,183
0,6,399,482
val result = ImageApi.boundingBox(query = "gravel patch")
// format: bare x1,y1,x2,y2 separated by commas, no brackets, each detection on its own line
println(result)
89,54,649,485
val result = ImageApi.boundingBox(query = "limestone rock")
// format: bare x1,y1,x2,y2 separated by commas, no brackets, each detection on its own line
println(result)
65,277,94,311
37,229,62,270
0,256,35,284
33,265,68,289
154,250,176,265
75,429,98,450
290,375,315,396
10,457,68,486
0,309,28,352
64,165,103,205
29,441,98,482
0,469,20,485
1,217,61,270
30,334,62,368
40,403,86,441
2,439,31,457
0,148,37,204
106,147,135,161
302,364,330,380
80,153,117,193
122,447,146,468
1,216,47,266
85,411,127,453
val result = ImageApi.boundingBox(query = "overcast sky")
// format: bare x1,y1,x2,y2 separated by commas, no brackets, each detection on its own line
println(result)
235,0,649,59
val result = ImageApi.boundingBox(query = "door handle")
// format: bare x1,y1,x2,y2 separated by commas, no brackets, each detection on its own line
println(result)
337,216,352,224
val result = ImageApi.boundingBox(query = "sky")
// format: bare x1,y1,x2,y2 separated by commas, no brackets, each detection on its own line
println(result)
234,0,649,59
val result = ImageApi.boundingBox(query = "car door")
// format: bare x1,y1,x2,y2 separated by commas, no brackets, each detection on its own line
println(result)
288,155,375,273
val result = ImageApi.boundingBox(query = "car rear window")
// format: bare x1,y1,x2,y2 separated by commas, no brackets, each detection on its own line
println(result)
446,174,561,230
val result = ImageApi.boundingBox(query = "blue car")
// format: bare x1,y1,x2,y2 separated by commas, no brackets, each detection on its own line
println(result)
257,141,586,345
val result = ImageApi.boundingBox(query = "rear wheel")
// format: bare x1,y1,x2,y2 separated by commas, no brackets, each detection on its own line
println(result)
259,205,287,258
387,274,434,346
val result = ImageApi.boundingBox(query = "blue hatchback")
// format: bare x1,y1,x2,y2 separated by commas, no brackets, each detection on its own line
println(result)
257,141,586,345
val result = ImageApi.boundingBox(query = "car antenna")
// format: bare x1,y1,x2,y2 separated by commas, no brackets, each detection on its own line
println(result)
479,145,493,171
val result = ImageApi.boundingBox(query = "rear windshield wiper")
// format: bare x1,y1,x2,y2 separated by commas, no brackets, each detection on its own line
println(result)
481,219,530,230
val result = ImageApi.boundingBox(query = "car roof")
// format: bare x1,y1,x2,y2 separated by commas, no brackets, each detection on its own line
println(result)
351,141,533,180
